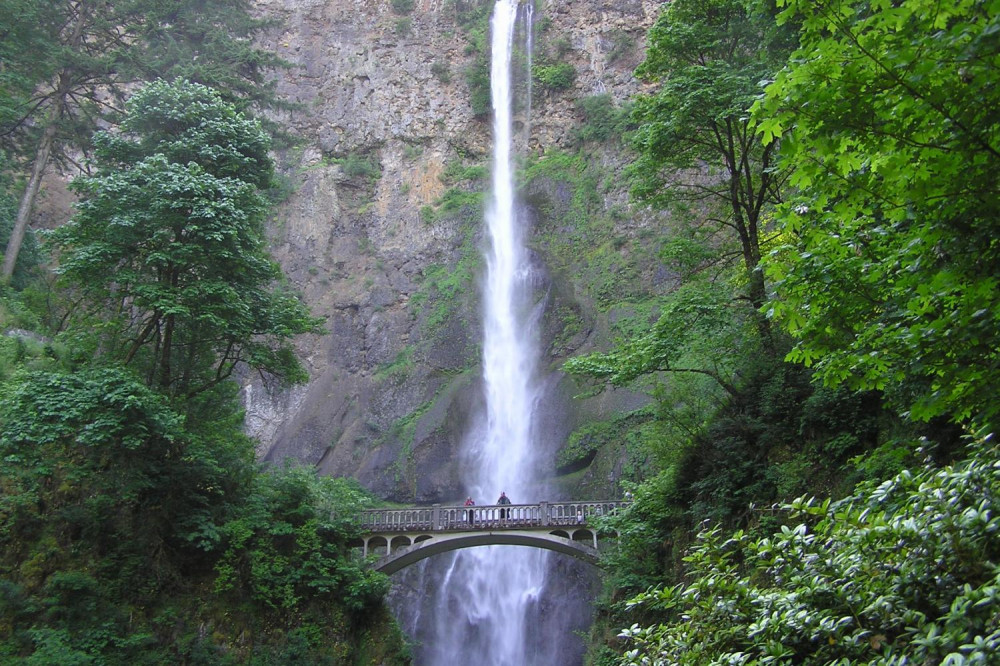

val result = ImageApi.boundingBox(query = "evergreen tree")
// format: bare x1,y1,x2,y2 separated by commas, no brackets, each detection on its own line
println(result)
0,0,289,286
50,80,319,399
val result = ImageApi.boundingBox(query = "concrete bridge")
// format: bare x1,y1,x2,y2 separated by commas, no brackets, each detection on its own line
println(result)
357,500,624,574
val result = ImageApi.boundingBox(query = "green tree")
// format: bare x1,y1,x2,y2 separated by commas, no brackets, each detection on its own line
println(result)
0,367,402,663
128,0,290,117
50,80,319,399
628,0,794,339
566,0,796,403
0,0,60,138
0,0,288,286
0,367,251,576
756,0,1000,432
214,466,389,615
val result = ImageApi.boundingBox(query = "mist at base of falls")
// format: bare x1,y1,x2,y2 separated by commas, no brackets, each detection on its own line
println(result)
388,552,600,666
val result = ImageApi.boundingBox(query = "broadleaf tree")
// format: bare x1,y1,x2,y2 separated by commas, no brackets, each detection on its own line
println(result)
565,0,795,400
50,80,320,400
627,0,795,340
755,0,1000,432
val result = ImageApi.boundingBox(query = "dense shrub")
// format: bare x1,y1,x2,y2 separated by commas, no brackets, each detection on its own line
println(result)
0,367,400,663
617,433,1000,665
533,62,576,91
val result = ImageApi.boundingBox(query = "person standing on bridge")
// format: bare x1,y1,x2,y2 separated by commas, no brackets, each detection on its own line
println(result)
465,496,475,526
497,491,511,522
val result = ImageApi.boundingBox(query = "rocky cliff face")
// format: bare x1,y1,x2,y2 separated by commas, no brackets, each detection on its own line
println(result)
248,0,662,503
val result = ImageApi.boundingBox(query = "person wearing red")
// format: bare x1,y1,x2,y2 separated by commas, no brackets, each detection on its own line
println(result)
464,496,475,526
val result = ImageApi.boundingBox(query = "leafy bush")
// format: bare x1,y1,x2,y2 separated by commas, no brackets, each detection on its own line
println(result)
214,466,389,613
0,367,403,663
616,433,1000,665
338,152,382,182
420,187,483,224
441,160,487,185
465,57,491,116
574,94,631,144
533,62,576,91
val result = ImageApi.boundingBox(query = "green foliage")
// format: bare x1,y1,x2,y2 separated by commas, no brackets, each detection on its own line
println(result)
50,80,320,398
374,346,415,383
425,188,484,223
416,157,485,225
128,0,290,114
559,421,618,472
448,0,492,115
533,62,576,91
332,152,382,184
0,366,404,663
523,153,593,219
0,367,245,661
441,159,487,185
394,17,412,36
559,411,654,477
465,57,492,117
574,95,631,144
756,0,1000,433
414,251,480,333
1,0,291,283
450,0,492,32
0,1,60,146
629,0,793,318
616,434,1000,665
565,281,748,394
214,466,389,614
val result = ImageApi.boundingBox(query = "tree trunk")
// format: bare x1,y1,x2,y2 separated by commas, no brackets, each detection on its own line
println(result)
1,114,59,284
2,1,93,285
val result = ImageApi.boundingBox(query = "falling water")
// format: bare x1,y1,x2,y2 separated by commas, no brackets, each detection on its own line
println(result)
418,1,551,664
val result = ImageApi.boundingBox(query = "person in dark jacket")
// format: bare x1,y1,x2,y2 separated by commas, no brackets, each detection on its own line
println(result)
497,491,511,521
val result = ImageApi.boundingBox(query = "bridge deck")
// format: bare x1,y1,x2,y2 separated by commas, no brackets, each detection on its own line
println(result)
355,500,625,573
359,500,624,535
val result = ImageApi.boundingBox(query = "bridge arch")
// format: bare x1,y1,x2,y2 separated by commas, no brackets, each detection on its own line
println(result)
372,529,601,575
355,500,625,575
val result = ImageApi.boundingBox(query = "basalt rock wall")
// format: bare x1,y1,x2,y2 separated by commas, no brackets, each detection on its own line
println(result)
248,0,663,503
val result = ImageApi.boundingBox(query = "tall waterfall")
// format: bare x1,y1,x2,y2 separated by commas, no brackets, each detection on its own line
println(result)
421,1,550,664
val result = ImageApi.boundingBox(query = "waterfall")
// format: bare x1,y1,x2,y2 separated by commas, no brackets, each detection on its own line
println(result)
419,2,551,664
387,2,596,663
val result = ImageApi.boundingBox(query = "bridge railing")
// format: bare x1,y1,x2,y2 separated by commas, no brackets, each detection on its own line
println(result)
359,500,625,533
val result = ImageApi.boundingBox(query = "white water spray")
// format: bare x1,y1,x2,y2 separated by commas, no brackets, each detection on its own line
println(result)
423,2,549,664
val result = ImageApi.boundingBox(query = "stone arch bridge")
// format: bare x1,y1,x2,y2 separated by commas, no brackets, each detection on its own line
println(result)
357,500,624,574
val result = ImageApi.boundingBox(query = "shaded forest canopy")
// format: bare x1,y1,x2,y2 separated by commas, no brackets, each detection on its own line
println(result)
1,0,998,664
